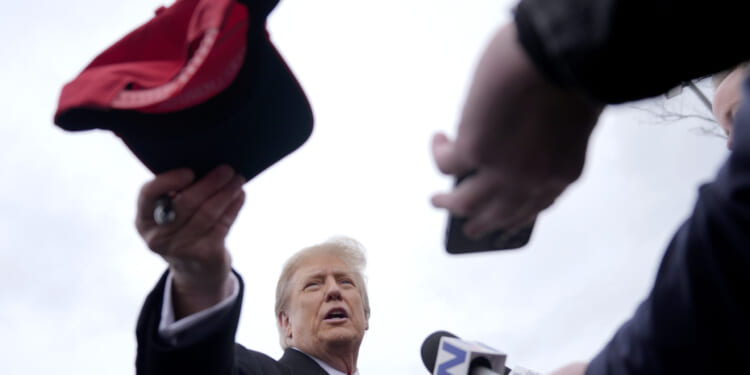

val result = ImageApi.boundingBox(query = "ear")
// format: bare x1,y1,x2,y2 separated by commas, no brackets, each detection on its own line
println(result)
279,311,293,339
364,307,370,331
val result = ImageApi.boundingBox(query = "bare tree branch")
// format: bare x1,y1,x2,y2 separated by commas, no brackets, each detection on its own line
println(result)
691,125,728,139
628,105,717,124
687,81,713,112
626,78,727,140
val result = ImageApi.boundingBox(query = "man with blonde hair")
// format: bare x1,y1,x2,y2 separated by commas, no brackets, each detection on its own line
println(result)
134,165,370,375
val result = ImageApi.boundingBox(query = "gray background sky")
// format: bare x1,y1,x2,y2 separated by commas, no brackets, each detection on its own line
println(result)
0,0,730,374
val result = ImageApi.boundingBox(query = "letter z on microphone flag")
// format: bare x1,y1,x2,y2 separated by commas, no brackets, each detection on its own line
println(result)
433,337,507,375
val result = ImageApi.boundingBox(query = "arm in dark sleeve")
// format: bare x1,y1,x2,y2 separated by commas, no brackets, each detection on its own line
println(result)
135,269,246,375
586,84,750,375
514,0,750,103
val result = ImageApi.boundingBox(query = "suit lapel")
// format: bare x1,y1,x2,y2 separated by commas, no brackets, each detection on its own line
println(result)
279,348,329,375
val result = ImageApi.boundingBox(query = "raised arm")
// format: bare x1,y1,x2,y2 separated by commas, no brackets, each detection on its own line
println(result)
135,165,245,318
134,165,247,375
431,23,602,237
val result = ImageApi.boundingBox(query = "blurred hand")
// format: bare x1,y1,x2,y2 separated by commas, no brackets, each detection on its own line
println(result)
549,362,587,375
432,23,603,238
136,165,246,317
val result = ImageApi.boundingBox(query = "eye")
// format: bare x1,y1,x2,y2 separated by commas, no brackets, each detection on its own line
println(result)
303,281,321,290
339,278,355,286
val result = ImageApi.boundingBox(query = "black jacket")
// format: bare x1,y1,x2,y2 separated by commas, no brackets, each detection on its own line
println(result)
515,0,750,103
513,0,750,374
135,271,329,375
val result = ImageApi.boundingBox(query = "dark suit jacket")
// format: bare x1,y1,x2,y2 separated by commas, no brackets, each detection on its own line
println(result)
136,271,329,375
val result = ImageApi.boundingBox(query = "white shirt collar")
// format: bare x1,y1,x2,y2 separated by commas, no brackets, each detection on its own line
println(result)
291,347,360,375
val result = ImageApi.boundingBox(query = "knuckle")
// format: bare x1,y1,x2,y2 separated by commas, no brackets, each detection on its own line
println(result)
195,203,222,223
144,234,165,253
176,193,198,211
453,197,479,216
135,218,147,234
139,180,161,200
138,182,152,197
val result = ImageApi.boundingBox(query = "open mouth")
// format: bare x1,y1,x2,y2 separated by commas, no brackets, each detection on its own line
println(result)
324,307,349,321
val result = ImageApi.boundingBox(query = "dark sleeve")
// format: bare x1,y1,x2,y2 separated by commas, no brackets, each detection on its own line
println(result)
514,0,750,103
585,87,750,374
135,269,253,375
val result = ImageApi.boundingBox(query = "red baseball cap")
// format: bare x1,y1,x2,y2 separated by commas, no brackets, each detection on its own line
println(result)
55,0,313,180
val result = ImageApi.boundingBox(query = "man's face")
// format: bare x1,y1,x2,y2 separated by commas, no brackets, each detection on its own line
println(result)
280,254,369,355
713,65,747,149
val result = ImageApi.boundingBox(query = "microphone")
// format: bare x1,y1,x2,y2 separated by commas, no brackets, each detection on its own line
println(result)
420,331,507,375
421,331,542,375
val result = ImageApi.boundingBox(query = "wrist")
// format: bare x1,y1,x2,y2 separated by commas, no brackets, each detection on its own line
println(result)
168,253,233,319
171,269,234,319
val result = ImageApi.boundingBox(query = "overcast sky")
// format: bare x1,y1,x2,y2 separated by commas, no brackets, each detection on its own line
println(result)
0,0,731,374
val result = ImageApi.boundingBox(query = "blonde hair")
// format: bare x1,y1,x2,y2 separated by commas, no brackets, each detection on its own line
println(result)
274,236,370,349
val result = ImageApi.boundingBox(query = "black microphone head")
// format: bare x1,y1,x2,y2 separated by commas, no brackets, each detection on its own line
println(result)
471,356,493,370
421,330,458,372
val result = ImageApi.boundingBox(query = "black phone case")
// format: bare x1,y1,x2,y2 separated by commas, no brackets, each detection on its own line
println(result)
444,173,535,253
445,215,534,253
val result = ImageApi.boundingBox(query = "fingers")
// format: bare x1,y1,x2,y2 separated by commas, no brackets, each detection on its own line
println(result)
140,168,196,201
176,173,245,240
168,165,236,227
461,193,539,238
431,172,493,217
215,189,246,237
432,169,557,238
136,168,195,231
549,362,588,375
165,186,244,270
136,165,246,254
431,132,473,175
461,198,509,238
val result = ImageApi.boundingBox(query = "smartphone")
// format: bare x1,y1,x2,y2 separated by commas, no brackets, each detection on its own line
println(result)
445,214,534,253
444,175,535,254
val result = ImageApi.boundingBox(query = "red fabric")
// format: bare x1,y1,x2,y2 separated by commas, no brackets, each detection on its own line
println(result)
56,0,249,115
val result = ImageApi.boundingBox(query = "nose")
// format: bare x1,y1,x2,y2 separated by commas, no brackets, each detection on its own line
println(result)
325,279,342,301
